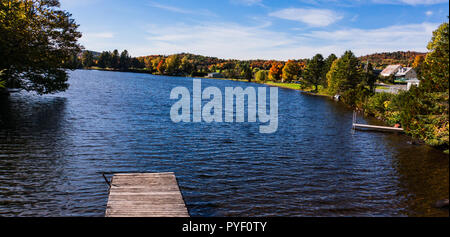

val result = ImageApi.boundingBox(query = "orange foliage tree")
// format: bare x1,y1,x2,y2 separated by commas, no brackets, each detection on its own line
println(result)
268,62,284,81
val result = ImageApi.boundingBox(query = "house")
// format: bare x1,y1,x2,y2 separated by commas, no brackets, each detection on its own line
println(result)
406,78,420,90
207,72,223,78
380,65,417,83
395,67,417,81
380,65,402,77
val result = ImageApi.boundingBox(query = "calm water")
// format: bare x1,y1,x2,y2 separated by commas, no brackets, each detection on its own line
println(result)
0,70,448,217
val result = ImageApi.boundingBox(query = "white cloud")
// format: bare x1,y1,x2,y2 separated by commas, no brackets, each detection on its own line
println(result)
303,22,438,56
269,8,343,27
79,32,115,50
136,21,437,60
142,22,295,60
399,0,447,4
59,0,102,8
147,2,216,16
230,0,263,6
425,10,434,16
148,2,191,14
83,32,115,39
372,0,448,5
299,0,448,5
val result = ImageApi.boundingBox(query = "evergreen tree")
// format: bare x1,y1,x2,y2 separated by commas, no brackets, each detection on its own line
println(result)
97,51,111,68
363,62,377,93
327,50,363,96
111,49,120,69
239,63,253,82
303,54,325,91
119,50,131,70
82,51,94,68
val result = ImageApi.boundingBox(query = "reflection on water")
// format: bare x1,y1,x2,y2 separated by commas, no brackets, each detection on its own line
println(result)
0,70,448,217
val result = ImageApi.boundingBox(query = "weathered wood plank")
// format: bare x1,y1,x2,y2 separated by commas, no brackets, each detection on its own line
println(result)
105,172,189,217
353,123,404,132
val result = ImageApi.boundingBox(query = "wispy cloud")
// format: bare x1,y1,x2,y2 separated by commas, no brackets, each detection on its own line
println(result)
147,2,216,16
397,0,448,4
84,32,115,39
143,22,294,59
137,21,437,60
230,0,264,6
59,0,102,8
299,0,448,5
426,10,434,16
372,0,448,5
269,8,343,27
302,22,438,55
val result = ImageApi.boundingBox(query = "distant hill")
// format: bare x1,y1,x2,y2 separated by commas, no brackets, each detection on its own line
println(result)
359,51,426,69
78,50,101,58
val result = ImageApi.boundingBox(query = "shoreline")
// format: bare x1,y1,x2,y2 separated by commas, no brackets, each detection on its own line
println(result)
81,68,332,98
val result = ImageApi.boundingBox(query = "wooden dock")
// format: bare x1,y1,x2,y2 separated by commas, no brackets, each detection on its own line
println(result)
353,123,404,132
105,172,189,217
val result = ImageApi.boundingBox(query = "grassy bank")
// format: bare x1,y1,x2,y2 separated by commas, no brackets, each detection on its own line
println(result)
263,82,330,97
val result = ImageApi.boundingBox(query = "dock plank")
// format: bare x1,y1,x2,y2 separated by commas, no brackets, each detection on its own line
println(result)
105,172,189,217
353,123,404,132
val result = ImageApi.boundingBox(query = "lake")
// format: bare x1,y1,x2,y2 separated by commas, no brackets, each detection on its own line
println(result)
0,69,448,217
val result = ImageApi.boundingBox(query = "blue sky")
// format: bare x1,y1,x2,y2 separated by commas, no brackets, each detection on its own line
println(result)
59,0,449,60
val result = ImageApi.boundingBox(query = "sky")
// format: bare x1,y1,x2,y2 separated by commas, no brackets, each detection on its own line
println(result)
59,0,449,60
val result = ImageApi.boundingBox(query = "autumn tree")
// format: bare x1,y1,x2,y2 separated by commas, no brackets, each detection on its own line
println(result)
143,57,152,70
395,21,449,150
324,54,337,76
180,55,194,76
0,0,82,94
151,57,162,72
421,22,449,92
282,60,300,83
165,54,181,75
255,70,268,82
412,55,425,79
303,54,325,91
157,59,166,74
268,62,283,81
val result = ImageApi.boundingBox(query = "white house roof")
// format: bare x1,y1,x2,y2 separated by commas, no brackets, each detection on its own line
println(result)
380,65,402,77
395,67,413,77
